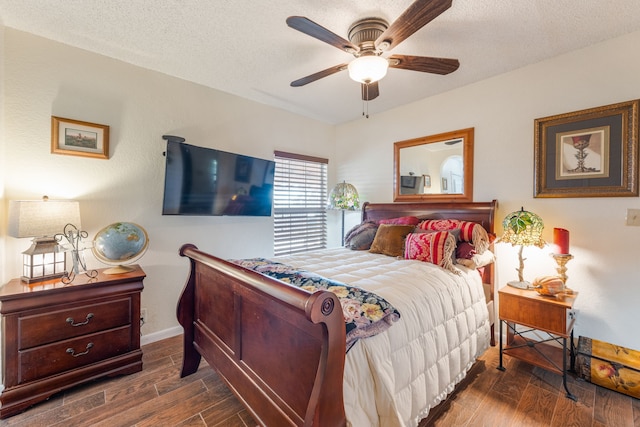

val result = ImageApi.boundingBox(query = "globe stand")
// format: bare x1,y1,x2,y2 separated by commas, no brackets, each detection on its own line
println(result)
103,265,136,275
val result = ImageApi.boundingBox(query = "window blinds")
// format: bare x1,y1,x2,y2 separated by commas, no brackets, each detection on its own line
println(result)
273,151,328,256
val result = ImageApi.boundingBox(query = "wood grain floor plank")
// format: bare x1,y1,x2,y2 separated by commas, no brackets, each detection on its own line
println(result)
7,391,104,427
593,386,634,427
136,388,222,427
550,389,594,427
0,392,65,426
632,396,640,427
201,395,250,426
155,364,214,396
90,380,207,427
175,413,208,426
511,383,559,426
51,386,159,427
2,336,634,427
466,393,519,427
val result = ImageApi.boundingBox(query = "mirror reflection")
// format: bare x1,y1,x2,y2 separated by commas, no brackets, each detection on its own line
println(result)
394,128,474,202
398,140,463,195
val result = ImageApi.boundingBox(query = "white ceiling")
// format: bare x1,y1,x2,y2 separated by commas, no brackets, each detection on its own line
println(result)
2,1,640,124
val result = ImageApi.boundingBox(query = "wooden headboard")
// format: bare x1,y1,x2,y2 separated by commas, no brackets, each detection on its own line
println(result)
362,200,497,234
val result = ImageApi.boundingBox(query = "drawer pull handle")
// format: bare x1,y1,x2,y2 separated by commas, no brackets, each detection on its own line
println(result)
66,342,94,357
66,313,94,327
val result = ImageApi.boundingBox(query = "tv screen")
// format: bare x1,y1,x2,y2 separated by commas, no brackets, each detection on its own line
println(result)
162,141,275,216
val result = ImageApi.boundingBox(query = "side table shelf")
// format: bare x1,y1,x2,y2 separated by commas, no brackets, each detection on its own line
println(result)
0,266,145,418
497,286,578,401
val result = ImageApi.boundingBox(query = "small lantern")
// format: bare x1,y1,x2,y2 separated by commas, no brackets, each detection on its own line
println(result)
20,237,66,283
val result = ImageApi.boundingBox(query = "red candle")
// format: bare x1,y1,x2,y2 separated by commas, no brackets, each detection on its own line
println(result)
553,228,570,254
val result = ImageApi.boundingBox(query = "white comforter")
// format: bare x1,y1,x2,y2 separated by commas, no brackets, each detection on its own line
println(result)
278,247,491,427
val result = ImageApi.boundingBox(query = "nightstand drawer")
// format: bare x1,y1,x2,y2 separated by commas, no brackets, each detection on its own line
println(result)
499,290,572,336
18,325,133,384
18,298,132,349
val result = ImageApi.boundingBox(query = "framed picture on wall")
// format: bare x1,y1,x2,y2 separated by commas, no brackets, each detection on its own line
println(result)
534,100,639,197
423,174,431,188
51,116,110,159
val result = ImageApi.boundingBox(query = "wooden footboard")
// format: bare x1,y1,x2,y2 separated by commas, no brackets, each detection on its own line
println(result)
177,244,347,427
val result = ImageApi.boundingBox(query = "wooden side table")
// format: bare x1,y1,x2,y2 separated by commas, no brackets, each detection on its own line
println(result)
0,266,145,418
497,285,578,400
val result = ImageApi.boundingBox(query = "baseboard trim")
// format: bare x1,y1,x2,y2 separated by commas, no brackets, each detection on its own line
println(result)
141,326,182,346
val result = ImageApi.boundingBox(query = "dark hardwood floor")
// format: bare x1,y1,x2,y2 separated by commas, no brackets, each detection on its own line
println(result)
1,335,638,426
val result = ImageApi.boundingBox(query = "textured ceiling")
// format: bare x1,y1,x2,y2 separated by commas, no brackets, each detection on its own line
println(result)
2,0,640,124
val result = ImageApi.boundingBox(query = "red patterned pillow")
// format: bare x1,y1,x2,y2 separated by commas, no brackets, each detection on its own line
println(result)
404,231,457,273
417,219,489,254
378,216,421,226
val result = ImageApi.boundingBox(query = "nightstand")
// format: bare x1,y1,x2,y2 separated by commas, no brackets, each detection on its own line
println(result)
497,285,578,400
0,266,145,418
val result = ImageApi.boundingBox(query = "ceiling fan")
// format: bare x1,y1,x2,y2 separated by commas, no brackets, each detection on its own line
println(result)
287,0,460,103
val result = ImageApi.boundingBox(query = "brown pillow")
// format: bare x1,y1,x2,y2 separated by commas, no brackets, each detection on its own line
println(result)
369,224,415,257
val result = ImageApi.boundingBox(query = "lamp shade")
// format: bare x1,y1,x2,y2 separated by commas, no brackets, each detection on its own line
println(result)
327,182,360,211
348,55,389,84
9,198,81,238
499,208,545,248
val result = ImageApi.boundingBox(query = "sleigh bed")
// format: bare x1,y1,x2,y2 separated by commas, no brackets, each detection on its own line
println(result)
177,200,497,426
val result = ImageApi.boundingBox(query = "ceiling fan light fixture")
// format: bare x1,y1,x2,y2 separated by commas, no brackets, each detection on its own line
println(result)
348,55,388,84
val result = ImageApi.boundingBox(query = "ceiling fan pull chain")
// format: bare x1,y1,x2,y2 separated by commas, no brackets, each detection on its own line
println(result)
363,83,370,119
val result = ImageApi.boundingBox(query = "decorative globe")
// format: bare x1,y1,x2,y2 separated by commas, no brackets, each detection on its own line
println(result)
93,222,149,274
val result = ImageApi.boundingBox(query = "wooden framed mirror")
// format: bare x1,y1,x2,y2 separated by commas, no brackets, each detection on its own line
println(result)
393,127,474,202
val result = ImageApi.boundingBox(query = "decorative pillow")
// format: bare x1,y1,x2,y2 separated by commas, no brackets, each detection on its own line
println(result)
344,221,378,249
404,230,457,273
457,249,496,269
347,227,378,250
378,216,421,226
369,224,415,257
417,219,490,254
411,228,462,265
456,242,477,259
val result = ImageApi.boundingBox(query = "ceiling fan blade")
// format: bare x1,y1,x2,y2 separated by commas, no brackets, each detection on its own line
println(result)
287,16,358,53
375,0,452,51
388,54,459,75
361,81,380,101
291,64,348,87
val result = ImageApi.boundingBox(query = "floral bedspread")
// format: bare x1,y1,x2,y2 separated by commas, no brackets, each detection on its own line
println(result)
230,258,401,352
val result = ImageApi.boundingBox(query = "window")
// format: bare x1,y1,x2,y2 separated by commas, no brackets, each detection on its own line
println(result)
273,151,328,256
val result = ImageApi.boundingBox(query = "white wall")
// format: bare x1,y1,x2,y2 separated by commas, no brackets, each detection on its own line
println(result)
0,29,335,341
335,30,640,351
3,26,640,352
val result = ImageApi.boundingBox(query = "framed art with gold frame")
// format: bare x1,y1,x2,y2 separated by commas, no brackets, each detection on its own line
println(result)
534,100,638,198
51,116,110,159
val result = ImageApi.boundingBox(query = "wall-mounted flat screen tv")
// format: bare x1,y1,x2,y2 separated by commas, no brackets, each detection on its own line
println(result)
162,141,275,216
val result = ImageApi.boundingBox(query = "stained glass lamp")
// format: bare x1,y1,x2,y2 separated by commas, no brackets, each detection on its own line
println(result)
499,207,545,289
327,181,360,246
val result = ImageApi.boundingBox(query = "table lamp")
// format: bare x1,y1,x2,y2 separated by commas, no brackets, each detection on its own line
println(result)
499,207,545,289
8,196,81,283
327,181,360,246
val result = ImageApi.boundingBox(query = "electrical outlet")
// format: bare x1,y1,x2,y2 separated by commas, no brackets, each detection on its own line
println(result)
626,208,640,226
141,308,148,326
